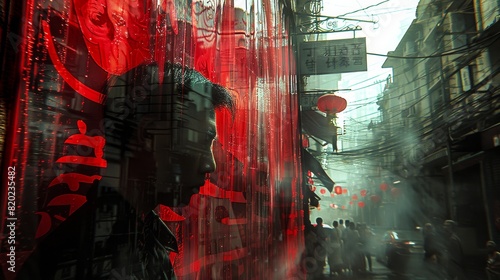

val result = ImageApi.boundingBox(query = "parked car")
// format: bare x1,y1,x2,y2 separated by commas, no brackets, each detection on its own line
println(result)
376,229,425,272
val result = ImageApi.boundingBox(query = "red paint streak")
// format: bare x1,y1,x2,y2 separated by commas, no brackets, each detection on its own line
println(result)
41,20,107,104
199,183,246,203
35,194,88,239
47,194,87,216
220,217,246,225
36,120,105,239
156,204,186,222
35,212,51,239
56,156,107,167
49,174,102,191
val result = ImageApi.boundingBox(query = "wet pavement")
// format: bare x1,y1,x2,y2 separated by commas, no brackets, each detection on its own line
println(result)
310,257,488,280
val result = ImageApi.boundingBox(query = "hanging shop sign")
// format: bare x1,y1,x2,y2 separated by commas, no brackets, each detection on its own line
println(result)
299,37,367,75
460,66,472,92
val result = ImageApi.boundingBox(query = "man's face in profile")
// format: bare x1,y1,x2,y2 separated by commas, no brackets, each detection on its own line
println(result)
106,62,234,207
166,88,218,204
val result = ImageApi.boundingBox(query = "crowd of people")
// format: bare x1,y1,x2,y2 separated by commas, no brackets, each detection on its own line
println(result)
304,217,500,280
423,220,500,280
304,217,375,278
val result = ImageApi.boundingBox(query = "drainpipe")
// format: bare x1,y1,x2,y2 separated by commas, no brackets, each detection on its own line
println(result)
474,0,484,31
445,132,455,220
438,36,454,220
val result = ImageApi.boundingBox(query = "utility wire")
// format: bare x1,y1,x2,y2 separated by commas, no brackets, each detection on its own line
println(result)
305,3,497,157
337,0,390,17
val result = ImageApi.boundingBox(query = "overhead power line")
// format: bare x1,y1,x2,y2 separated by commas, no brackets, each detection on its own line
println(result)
366,31,500,59
337,0,390,17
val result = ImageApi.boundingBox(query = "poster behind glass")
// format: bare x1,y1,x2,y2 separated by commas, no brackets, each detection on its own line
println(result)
0,0,304,279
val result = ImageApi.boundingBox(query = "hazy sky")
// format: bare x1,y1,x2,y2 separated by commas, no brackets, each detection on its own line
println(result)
231,0,420,92
305,0,422,131
230,0,420,122
327,0,420,100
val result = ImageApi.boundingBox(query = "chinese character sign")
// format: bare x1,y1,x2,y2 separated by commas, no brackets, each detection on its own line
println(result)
299,37,367,75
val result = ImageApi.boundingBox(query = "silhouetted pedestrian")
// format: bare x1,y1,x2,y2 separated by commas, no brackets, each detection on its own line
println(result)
313,217,330,278
422,223,447,279
442,220,466,280
328,221,344,276
343,222,362,275
358,223,374,272
486,240,500,280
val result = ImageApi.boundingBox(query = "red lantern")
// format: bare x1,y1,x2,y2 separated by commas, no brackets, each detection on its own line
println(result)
342,188,348,194
352,194,358,201
358,201,365,208
334,186,342,195
349,201,353,205
360,189,367,197
370,195,381,203
341,205,346,210
380,182,388,192
330,193,335,198
317,94,347,115
320,188,326,195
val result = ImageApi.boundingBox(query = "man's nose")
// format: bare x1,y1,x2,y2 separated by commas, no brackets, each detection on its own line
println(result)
199,153,216,174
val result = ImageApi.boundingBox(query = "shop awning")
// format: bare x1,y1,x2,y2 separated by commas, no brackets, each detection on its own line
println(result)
301,110,336,144
301,147,335,192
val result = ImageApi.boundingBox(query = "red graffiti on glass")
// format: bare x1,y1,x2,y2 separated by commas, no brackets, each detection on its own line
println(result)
42,0,179,104
35,120,107,239
42,20,107,104
56,120,107,168
72,0,178,75
49,174,102,192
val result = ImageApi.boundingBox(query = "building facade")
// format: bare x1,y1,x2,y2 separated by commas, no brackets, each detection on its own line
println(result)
380,0,500,255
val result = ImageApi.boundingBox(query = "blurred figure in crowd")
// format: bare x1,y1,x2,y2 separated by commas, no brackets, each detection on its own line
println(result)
442,219,466,280
339,219,345,232
422,222,447,279
423,223,439,261
328,220,344,276
313,217,330,278
302,220,319,277
343,222,362,275
358,223,375,272
338,219,347,272
486,240,500,280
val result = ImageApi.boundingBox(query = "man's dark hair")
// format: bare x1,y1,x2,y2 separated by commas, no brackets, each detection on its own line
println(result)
105,62,236,119
167,62,236,117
